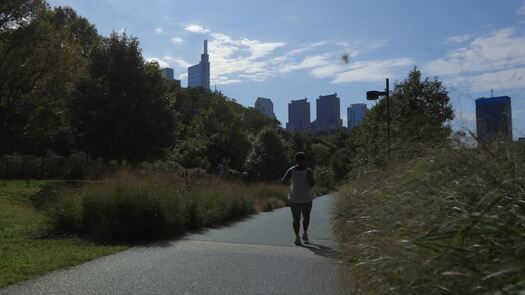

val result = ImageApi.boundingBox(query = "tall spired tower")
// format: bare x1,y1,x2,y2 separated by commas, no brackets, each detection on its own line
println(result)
187,40,210,90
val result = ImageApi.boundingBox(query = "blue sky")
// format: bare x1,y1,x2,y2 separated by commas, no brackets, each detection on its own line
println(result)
48,0,525,138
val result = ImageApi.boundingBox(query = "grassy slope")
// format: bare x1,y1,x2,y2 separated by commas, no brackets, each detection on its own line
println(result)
0,180,126,288
333,143,525,294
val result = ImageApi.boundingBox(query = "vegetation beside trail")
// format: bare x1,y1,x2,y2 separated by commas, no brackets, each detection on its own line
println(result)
330,66,524,293
334,142,525,294
49,170,289,243
0,174,290,287
0,180,126,288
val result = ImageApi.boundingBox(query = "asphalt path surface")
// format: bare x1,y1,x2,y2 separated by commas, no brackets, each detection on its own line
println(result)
1,195,348,295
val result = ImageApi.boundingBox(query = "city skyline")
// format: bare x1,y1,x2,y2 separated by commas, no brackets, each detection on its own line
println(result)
46,0,525,138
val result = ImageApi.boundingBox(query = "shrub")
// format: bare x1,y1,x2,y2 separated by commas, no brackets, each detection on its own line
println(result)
315,166,336,192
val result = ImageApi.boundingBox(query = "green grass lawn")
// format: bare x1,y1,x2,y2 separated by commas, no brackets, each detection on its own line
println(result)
0,180,127,288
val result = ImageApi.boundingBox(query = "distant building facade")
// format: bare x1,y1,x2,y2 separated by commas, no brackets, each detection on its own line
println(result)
476,96,513,142
254,97,276,118
287,98,311,133
312,93,342,133
188,40,210,90
347,103,367,129
161,67,181,88
161,68,174,80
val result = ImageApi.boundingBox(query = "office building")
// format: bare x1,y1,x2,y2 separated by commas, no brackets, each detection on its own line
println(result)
476,96,512,142
188,40,210,90
161,68,174,80
347,103,367,129
287,98,311,132
312,93,342,133
254,97,276,118
160,67,181,88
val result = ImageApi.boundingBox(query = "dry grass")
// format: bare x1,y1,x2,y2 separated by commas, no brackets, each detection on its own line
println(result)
49,169,289,243
333,141,525,294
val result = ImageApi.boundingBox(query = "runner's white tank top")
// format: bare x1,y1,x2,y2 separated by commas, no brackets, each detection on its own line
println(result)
289,168,313,203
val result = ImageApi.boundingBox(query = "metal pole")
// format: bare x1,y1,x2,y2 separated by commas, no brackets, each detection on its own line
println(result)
386,78,390,159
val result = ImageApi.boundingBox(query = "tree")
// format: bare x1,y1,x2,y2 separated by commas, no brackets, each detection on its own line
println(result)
245,127,289,181
0,2,87,155
171,87,279,172
349,67,455,166
50,6,100,56
0,0,45,31
72,32,175,162
391,67,454,143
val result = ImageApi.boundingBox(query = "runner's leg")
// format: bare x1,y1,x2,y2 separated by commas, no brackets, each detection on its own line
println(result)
301,202,313,233
290,202,301,237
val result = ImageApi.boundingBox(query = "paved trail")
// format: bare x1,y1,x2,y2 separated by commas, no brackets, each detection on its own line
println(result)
1,195,347,295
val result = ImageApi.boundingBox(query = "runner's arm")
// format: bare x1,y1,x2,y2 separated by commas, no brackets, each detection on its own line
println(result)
281,168,292,184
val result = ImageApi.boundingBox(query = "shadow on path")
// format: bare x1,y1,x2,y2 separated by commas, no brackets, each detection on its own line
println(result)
300,242,340,259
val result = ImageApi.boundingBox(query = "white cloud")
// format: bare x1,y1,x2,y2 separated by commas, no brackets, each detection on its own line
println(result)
145,56,192,70
426,27,525,94
184,24,210,34
207,32,286,84
146,57,169,68
445,34,473,44
279,54,332,74
332,58,414,83
311,64,342,79
171,37,184,44
426,28,525,76
279,53,413,83
285,41,328,56
168,27,399,85
210,32,285,59
448,67,525,92
154,27,163,34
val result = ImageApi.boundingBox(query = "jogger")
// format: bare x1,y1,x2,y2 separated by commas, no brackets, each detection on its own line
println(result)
281,152,315,245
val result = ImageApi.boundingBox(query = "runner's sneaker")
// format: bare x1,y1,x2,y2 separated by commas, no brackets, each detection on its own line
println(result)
302,232,309,242
295,236,302,245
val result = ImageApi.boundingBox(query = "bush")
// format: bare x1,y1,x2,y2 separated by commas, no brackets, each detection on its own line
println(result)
333,141,525,294
315,166,336,192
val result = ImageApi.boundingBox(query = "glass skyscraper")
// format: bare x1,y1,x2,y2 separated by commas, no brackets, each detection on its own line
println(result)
347,103,367,129
161,68,174,80
188,40,210,90
475,96,512,142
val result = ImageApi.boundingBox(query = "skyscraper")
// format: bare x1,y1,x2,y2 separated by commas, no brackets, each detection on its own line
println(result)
188,40,210,90
161,68,174,80
254,97,276,118
347,103,368,129
287,98,311,133
476,96,513,142
160,67,181,88
312,93,342,133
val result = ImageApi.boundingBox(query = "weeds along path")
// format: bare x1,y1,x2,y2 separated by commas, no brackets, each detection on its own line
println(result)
0,195,348,295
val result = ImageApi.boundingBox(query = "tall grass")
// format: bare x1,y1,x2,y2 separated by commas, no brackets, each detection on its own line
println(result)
333,141,525,294
49,170,288,243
